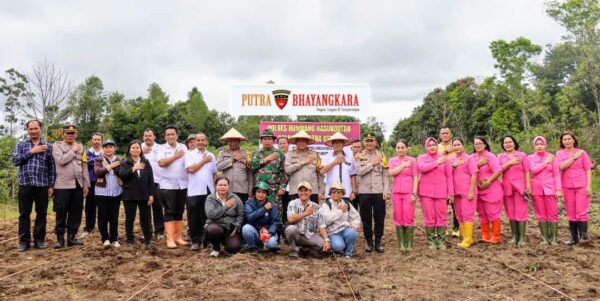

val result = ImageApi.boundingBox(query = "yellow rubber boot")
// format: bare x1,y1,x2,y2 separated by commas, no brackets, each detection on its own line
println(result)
458,222,474,248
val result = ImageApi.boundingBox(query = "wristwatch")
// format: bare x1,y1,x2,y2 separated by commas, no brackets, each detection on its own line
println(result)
324,238,331,242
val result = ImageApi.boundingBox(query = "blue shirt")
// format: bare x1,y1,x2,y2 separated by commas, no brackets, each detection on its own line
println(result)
244,197,282,235
12,139,56,187
87,148,102,183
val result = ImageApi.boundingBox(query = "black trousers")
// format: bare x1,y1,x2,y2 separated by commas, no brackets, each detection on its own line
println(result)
151,183,164,235
187,195,208,244
84,181,97,232
53,185,84,236
451,203,459,230
205,223,241,254
18,185,49,243
359,193,386,240
160,189,187,221
124,200,152,242
234,192,249,204
96,195,120,242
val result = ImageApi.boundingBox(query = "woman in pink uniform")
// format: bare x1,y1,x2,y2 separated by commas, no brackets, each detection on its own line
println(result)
389,139,418,251
498,135,531,247
528,136,561,246
450,137,478,248
473,136,503,244
556,131,593,245
417,137,454,250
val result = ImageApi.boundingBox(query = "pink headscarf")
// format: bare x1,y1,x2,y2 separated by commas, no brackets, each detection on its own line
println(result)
424,137,438,156
532,135,547,147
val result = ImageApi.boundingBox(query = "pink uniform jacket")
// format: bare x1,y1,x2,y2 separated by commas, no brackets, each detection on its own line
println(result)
498,151,530,196
389,156,417,194
476,151,502,196
528,152,561,196
556,149,593,189
450,153,478,197
417,153,454,198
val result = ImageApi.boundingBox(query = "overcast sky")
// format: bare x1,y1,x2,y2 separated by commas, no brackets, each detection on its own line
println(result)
0,0,565,137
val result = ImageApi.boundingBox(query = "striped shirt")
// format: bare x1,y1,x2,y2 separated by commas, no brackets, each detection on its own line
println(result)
95,156,123,197
12,139,56,187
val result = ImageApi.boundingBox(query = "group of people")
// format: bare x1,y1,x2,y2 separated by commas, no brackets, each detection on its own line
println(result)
13,119,593,258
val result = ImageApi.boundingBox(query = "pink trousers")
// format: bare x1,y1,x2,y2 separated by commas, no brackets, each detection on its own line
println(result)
476,194,502,224
420,196,447,227
454,195,477,223
532,195,558,222
563,187,590,222
392,193,415,226
504,189,529,221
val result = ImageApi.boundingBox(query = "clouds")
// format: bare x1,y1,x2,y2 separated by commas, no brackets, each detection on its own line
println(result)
0,1,565,136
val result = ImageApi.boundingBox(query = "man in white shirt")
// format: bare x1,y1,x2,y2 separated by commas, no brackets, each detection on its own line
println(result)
157,125,188,248
320,132,358,203
184,133,217,251
142,128,164,240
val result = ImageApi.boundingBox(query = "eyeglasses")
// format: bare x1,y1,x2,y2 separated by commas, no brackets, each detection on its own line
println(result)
330,190,344,194
65,132,76,136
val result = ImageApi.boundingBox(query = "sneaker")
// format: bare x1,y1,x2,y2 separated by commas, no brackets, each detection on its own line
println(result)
288,250,300,258
344,255,352,259
156,233,164,241
103,240,111,247
452,230,460,238
81,231,91,238
191,243,200,251
112,241,121,248
209,250,219,257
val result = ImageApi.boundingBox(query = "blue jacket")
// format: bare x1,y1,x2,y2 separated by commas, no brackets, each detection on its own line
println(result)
87,149,103,183
244,198,281,235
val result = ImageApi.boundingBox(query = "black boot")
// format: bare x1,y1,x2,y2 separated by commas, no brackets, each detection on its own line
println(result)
365,237,373,253
67,234,84,246
578,222,590,245
374,237,384,253
565,221,578,245
55,235,65,249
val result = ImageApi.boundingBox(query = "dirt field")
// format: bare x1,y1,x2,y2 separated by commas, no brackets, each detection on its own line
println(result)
0,201,598,301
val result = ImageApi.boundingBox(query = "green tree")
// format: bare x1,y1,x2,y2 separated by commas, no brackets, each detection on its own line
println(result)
0,69,30,136
61,75,106,141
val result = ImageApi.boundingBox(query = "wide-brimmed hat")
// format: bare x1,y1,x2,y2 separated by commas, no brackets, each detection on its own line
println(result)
259,128,277,139
325,132,352,147
288,130,316,145
219,127,247,143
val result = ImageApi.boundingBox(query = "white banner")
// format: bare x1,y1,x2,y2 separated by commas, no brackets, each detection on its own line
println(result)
230,84,371,116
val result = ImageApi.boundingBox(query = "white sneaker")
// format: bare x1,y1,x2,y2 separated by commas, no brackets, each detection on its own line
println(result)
209,250,219,257
81,231,91,238
102,240,110,247
112,241,121,248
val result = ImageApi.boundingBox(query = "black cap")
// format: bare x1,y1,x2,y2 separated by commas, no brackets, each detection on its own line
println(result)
102,140,116,147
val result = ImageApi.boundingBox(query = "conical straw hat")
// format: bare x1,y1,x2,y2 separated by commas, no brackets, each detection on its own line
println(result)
288,130,316,145
325,131,352,147
219,127,247,143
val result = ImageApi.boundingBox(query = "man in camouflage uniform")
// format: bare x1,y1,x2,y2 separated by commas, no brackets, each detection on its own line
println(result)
250,129,289,216
355,132,390,253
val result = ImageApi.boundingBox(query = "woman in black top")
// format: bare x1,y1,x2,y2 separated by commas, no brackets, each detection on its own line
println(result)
117,140,156,245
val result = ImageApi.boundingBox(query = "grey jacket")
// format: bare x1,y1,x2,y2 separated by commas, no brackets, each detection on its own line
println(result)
52,141,90,189
285,150,325,195
205,191,244,230
216,149,254,194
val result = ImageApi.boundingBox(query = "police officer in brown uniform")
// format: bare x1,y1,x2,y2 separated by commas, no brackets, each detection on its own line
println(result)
216,128,254,203
285,130,324,221
355,132,390,253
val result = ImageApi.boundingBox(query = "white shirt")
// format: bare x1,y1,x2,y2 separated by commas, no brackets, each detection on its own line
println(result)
184,149,217,196
322,150,356,198
143,142,161,184
157,142,188,190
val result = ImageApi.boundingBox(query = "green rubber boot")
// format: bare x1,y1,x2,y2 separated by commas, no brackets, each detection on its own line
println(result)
538,221,549,245
405,227,414,251
395,227,406,251
426,227,437,250
517,221,527,247
509,220,519,245
548,222,558,246
436,227,447,250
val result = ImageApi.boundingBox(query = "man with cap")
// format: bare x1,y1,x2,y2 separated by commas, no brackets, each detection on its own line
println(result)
216,127,253,203
185,134,197,151
81,132,103,238
142,128,165,240
320,132,357,206
157,125,188,248
13,119,55,251
285,130,324,220
184,132,217,251
285,181,330,257
355,132,389,253
319,181,361,258
250,128,289,212
52,124,90,248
